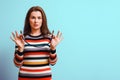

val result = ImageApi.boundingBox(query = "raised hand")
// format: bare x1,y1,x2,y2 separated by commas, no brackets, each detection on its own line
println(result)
10,31,25,52
50,30,63,50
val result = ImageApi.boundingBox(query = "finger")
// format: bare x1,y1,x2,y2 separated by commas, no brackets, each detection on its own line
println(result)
15,31,19,38
12,32,15,38
10,36,15,42
52,30,54,35
10,36,18,45
20,31,25,40
51,30,54,37
20,34,24,40
51,30,55,39
20,30,22,34
57,30,62,38
56,30,60,37
60,35,64,42
20,34,25,42
58,32,62,39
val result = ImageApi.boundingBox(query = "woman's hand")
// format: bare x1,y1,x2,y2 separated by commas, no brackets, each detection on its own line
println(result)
10,31,25,52
50,30,63,50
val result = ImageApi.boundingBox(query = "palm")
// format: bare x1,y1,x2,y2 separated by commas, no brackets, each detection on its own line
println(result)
50,31,63,49
15,37,24,48
51,36,60,47
11,31,24,48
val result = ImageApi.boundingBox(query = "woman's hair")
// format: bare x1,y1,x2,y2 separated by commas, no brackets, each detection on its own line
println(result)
23,6,51,36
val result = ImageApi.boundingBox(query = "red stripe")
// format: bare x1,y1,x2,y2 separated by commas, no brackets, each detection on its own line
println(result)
26,39,50,43
19,77,51,80
49,58,57,64
20,67,51,72
14,59,21,67
49,54,57,59
15,54,23,61
24,52,49,56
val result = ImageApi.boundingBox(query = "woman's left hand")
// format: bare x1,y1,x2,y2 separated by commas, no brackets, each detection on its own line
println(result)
50,30,63,50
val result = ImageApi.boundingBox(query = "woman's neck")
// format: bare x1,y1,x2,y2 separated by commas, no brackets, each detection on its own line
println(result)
30,29,41,36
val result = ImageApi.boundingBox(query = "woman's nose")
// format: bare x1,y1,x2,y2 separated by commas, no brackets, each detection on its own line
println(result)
35,19,38,22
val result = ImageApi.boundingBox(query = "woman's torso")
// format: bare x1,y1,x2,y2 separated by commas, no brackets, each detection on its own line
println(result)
19,34,52,78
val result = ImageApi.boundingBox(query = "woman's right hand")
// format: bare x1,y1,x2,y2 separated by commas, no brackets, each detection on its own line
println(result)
10,31,25,52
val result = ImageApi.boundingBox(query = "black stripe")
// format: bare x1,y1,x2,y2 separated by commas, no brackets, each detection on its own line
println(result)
22,63,49,67
24,43,50,47
19,74,51,78
15,51,23,56
25,37,51,40
24,50,50,53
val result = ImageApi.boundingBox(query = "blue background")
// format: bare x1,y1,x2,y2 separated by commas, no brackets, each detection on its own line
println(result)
0,0,120,80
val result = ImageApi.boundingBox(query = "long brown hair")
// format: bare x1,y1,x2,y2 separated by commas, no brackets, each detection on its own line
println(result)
23,6,51,36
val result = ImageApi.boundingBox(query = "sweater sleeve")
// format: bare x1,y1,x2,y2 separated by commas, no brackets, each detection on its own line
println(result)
48,34,58,66
13,46,24,68
49,52,57,66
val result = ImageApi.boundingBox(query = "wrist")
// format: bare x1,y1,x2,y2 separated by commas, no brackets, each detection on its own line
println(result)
50,49,56,54
50,46,56,50
18,47,24,52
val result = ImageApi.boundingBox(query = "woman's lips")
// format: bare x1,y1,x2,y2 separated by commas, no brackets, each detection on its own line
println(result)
34,24,39,27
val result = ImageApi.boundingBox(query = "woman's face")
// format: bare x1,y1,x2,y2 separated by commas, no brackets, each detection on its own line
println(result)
29,11,42,31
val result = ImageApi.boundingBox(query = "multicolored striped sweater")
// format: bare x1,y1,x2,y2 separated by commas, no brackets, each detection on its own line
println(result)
14,34,57,80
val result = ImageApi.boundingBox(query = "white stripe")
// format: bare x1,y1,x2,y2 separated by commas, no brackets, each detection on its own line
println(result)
24,46,50,49
21,65,50,70
23,59,48,62
25,41,49,45
24,55,49,58
20,70,51,74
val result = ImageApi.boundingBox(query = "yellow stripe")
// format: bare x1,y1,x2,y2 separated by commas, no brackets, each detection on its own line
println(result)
23,61,48,65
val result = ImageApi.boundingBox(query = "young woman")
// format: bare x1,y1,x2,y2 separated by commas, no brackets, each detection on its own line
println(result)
11,6,63,80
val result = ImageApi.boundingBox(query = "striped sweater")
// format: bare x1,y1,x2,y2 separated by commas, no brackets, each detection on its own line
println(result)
14,34,57,80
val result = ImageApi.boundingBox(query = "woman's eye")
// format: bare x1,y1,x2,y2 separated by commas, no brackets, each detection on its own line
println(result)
31,16,35,19
38,17,41,19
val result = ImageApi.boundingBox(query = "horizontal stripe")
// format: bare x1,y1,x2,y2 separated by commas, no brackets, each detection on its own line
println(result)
14,59,22,67
25,35,51,40
49,54,57,60
24,45,50,50
20,67,51,72
21,65,50,70
19,77,51,80
15,51,24,56
19,71,52,78
25,41,49,45
22,63,49,67
24,55,49,58
24,52,49,55
49,57,57,66
23,59,48,62
24,49,50,54
25,39,50,43
19,74,51,78
15,54,23,61
15,57,23,62
24,47,50,52
24,57,49,60
23,61,48,65
49,57,57,63
20,70,51,74
24,43,50,47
